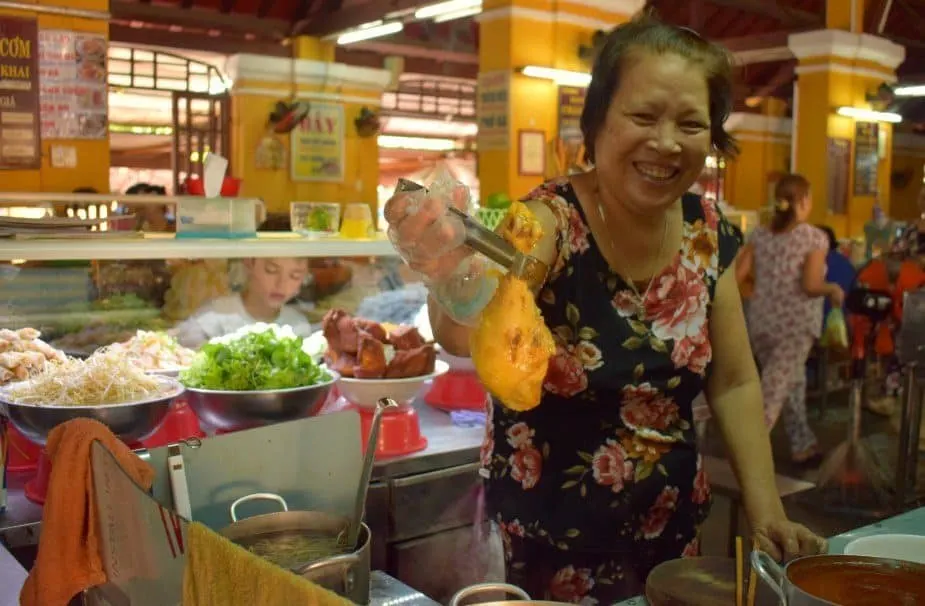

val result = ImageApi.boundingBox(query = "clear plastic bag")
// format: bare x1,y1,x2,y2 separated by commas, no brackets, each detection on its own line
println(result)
821,308,849,349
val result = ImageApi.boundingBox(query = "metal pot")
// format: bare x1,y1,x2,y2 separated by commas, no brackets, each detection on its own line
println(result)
449,583,572,606
751,551,925,605
220,492,371,605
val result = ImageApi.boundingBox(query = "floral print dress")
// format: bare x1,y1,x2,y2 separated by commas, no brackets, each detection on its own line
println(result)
480,179,740,604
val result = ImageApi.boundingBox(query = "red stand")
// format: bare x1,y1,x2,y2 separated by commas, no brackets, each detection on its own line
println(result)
141,400,205,449
6,424,41,473
24,451,51,504
324,397,427,459
425,370,487,412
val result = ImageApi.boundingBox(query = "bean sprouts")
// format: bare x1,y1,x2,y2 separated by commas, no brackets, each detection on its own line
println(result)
3,349,170,406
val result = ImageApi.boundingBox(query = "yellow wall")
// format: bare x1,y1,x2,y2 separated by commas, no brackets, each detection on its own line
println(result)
230,85,381,215
794,67,894,238
890,145,925,222
724,136,790,211
0,0,110,193
478,0,632,199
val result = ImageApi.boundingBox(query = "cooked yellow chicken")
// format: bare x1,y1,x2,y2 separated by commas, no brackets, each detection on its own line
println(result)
470,203,555,411
497,201,544,254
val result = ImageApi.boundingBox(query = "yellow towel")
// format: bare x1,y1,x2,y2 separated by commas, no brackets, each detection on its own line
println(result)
182,522,353,606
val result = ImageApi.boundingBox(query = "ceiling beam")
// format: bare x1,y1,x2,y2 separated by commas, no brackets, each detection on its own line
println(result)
110,0,288,39
109,23,288,58
297,0,422,37
705,0,822,26
747,59,797,98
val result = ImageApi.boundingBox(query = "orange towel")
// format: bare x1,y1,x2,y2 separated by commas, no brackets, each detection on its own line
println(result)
182,521,352,606
20,418,155,606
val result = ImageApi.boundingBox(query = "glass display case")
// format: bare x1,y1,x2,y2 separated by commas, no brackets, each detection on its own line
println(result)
0,193,411,352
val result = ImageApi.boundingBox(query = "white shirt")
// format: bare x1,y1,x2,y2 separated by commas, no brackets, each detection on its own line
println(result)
174,294,312,348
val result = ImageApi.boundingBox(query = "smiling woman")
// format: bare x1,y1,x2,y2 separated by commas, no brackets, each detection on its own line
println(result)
382,12,828,603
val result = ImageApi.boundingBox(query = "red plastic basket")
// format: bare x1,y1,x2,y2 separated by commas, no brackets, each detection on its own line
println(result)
184,175,242,197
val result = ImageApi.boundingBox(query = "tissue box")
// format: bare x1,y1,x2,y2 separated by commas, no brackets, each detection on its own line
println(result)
176,198,259,239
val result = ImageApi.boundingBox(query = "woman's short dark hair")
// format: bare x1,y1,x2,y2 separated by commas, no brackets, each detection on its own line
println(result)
580,14,738,164
771,174,810,233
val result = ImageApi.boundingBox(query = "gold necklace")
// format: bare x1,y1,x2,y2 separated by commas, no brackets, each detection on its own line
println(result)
596,199,669,320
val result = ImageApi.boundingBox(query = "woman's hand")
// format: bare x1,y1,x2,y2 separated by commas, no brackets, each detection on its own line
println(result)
383,183,471,281
827,283,846,308
754,517,828,562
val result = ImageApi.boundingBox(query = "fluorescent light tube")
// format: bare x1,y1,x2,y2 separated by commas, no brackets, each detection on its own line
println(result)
434,6,482,22
521,65,592,87
378,135,458,151
337,21,403,45
416,0,481,20
895,85,925,97
836,106,902,123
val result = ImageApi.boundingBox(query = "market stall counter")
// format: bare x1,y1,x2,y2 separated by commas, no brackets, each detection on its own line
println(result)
614,505,925,606
0,398,492,602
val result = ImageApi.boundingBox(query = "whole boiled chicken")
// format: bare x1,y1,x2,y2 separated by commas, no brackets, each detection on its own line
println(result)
469,202,555,411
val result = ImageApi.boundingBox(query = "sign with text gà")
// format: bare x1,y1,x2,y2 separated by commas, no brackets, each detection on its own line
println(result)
0,16,39,169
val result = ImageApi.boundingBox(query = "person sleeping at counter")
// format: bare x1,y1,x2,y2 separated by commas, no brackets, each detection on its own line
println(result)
174,219,312,348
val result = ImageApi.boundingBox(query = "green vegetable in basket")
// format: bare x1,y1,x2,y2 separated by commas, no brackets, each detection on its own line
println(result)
484,192,512,210
180,323,331,391
821,308,848,349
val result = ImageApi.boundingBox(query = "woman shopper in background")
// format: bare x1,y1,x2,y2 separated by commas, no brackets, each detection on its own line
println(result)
736,175,844,465
385,16,827,603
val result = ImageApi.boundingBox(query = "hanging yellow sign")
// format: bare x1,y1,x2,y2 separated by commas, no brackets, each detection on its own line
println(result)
291,101,345,182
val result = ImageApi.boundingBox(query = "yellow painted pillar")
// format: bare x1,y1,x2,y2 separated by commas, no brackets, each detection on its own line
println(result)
789,6,905,237
890,133,925,221
225,46,390,214
724,100,792,213
476,0,641,200
0,0,110,192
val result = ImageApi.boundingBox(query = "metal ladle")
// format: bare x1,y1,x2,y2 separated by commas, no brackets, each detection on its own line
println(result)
346,397,398,549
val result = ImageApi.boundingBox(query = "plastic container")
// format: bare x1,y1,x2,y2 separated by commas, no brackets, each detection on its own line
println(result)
175,197,260,239
290,202,341,237
340,203,374,239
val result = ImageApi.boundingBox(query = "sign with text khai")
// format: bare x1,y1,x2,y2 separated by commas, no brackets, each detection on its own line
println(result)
477,71,510,151
0,16,39,169
291,101,345,182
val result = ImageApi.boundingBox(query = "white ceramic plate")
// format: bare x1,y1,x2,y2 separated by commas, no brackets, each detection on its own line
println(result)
844,534,925,564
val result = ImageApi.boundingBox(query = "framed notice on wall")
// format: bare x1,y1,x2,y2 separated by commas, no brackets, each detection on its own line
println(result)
0,16,40,169
827,138,850,215
853,121,879,196
519,130,545,176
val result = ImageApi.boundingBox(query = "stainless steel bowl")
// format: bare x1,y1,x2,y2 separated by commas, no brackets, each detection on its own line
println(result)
184,373,339,432
0,376,184,445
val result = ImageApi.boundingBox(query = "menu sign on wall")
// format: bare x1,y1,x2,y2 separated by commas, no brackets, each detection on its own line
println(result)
557,86,587,171
38,29,108,139
0,16,39,169
853,121,879,197
477,71,510,150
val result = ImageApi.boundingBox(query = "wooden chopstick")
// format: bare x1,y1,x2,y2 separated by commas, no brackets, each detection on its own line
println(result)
747,537,759,606
735,536,744,606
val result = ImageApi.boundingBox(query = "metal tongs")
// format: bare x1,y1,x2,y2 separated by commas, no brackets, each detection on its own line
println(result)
395,179,548,290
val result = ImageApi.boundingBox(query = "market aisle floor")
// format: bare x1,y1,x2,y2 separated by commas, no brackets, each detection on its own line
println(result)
698,387,925,555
